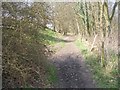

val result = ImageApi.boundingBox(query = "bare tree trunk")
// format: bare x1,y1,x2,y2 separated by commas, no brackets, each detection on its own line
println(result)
85,2,90,36
90,34,98,51
75,18,80,35
104,1,117,36
100,2,105,67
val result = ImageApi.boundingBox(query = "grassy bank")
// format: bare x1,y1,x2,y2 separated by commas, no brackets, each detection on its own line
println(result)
40,28,65,86
40,28,64,45
75,39,118,88
46,64,58,86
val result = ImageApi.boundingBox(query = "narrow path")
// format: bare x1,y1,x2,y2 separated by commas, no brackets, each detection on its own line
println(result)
50,36,96,88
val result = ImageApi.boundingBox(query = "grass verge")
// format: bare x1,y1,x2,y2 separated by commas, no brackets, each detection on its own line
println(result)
46,64,58,85
75,39,118,88
40,28,62,45
39,28,64,86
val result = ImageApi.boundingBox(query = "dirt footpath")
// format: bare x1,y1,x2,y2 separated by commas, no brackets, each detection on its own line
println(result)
50,36,96,88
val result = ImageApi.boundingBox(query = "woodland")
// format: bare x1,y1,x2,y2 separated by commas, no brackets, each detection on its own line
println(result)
2,1,119,88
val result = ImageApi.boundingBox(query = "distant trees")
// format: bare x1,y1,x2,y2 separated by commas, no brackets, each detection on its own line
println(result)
52,1,117,67
75,1,118,67
53,3,79,35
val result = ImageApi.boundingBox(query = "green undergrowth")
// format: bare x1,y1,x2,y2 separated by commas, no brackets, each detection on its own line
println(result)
75,39,118,88
39,28,63,85
40,28,64,45
46,64,58,85
40,28,65,51
42,28,56,45
32,28,66,86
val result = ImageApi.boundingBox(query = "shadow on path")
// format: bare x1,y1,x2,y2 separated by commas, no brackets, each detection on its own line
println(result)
50,43,96,88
